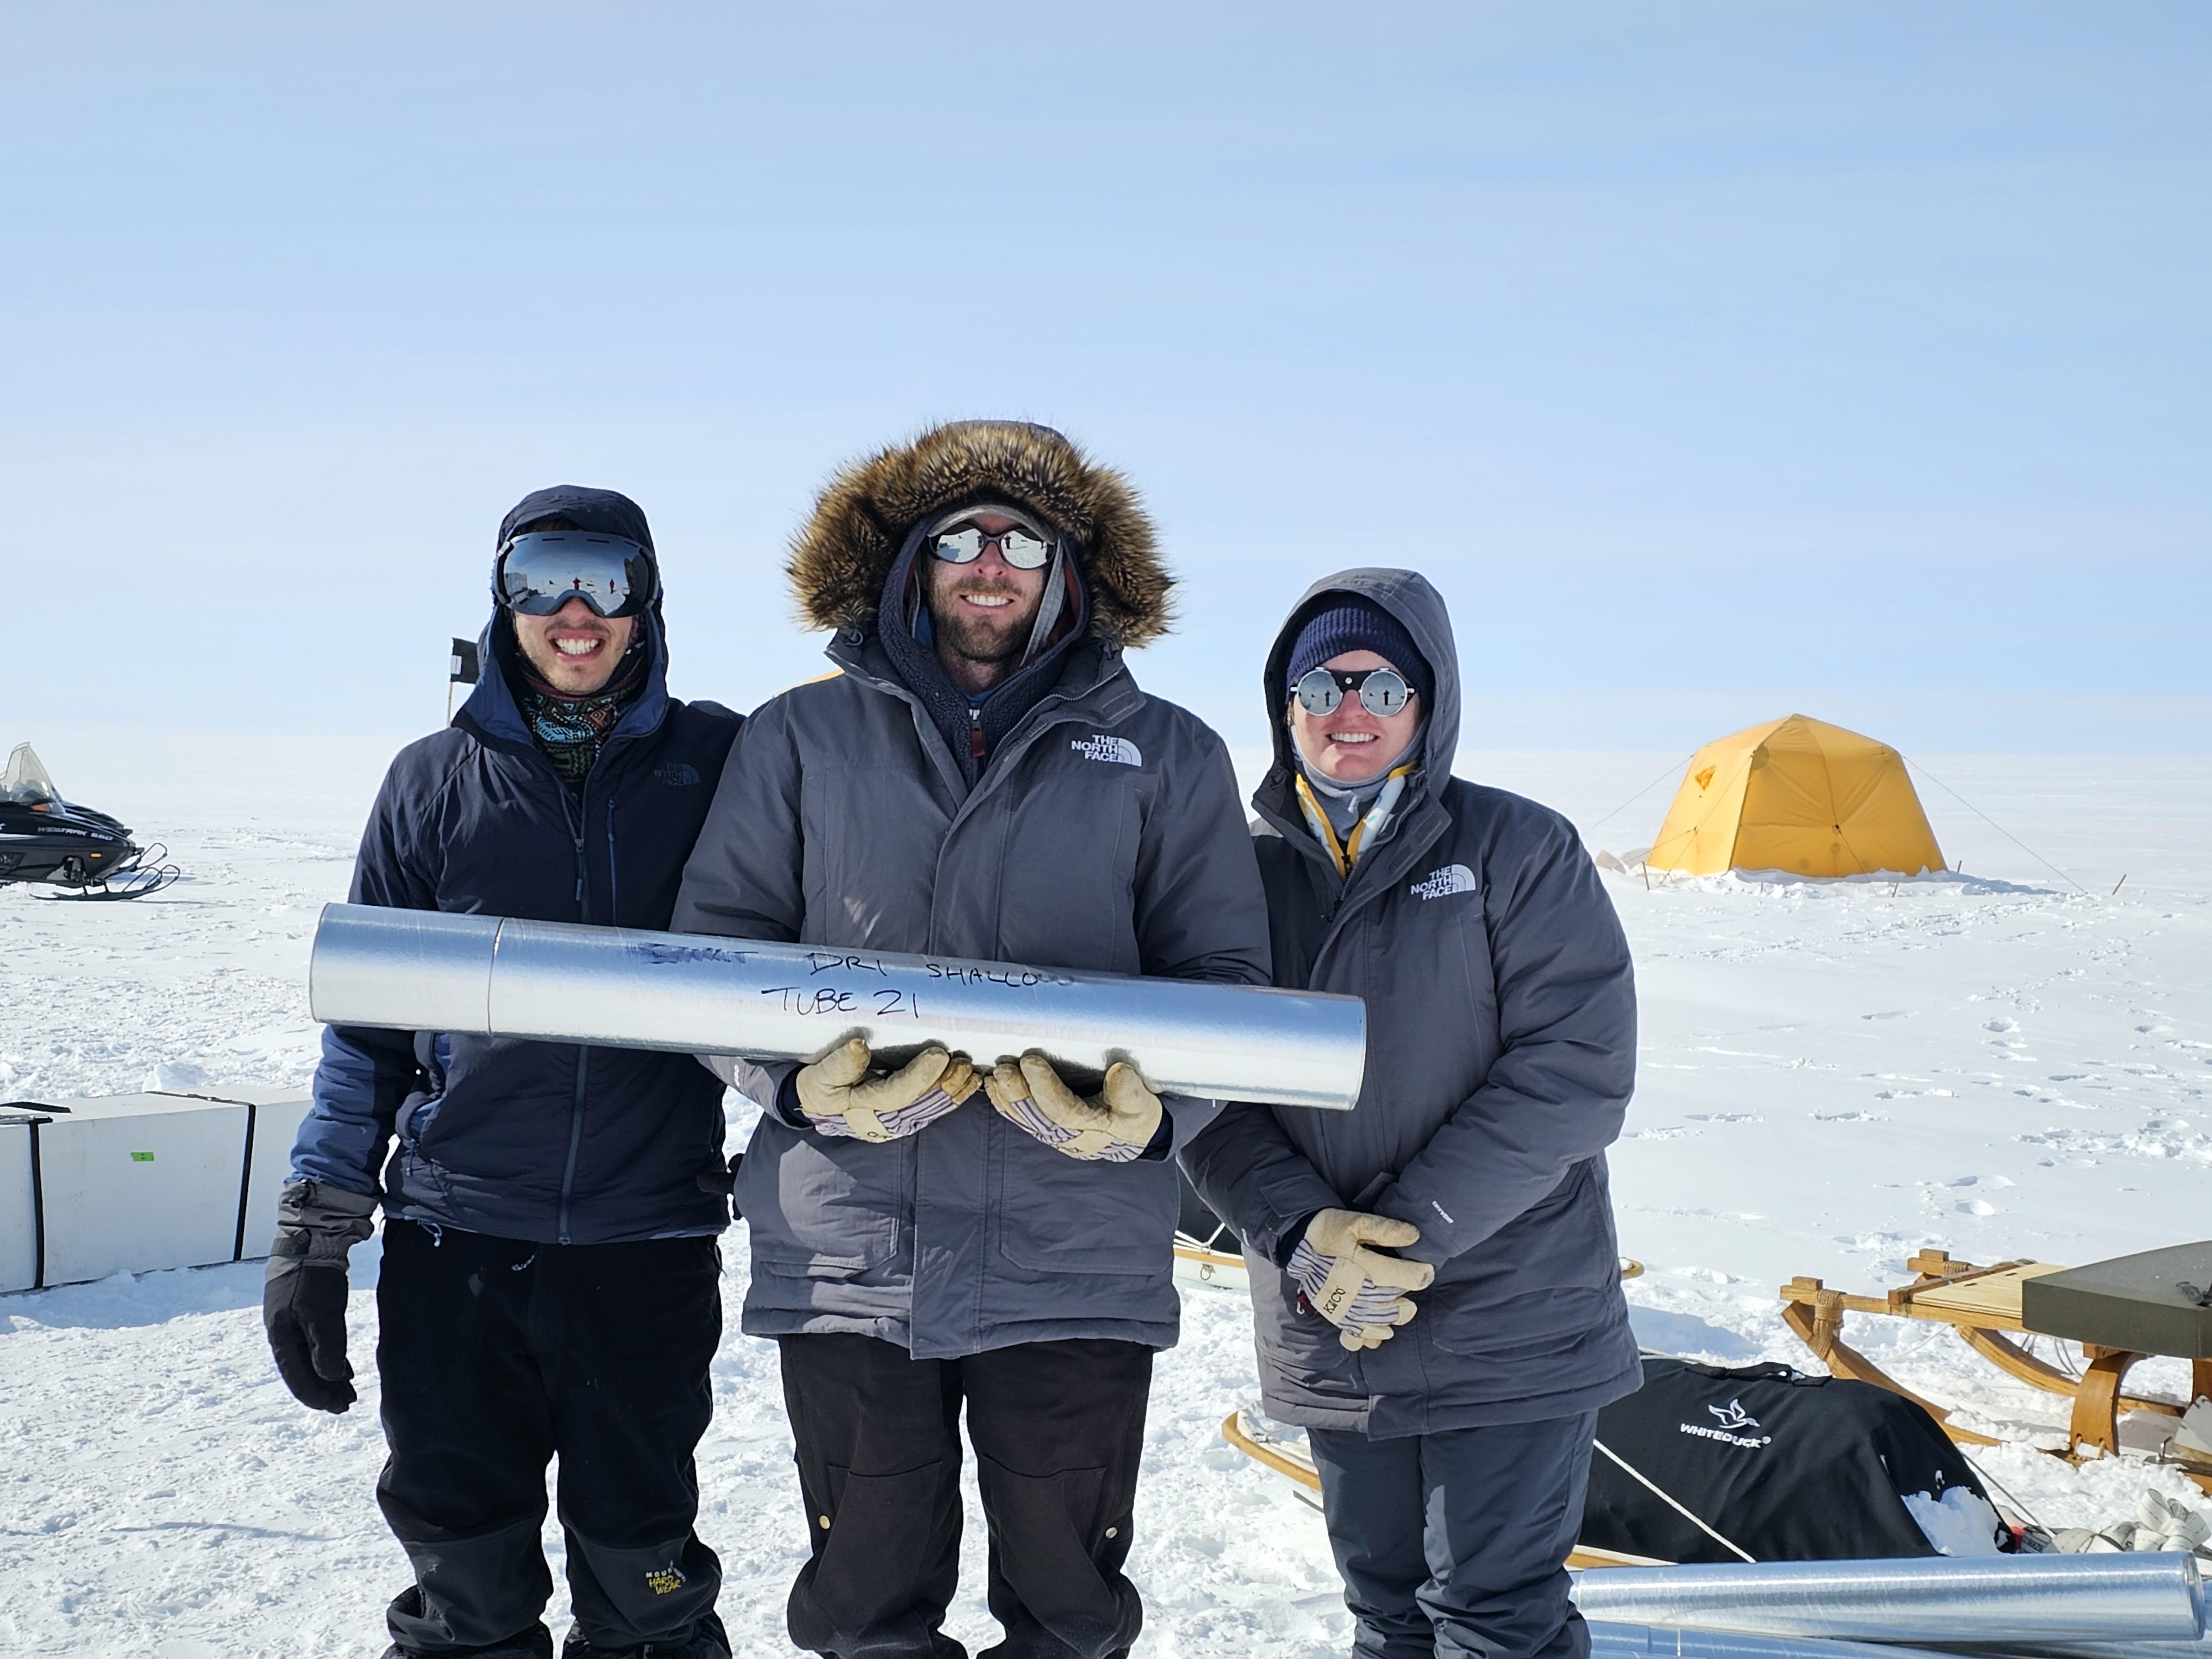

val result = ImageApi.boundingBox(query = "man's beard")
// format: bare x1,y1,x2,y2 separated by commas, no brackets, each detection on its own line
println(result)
931,584,1040,666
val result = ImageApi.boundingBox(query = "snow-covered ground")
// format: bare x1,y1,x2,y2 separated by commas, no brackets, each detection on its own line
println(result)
3,729,2209,1657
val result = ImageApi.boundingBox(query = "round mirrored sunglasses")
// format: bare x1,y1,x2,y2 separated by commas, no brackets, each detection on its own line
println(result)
1295,666,1413,718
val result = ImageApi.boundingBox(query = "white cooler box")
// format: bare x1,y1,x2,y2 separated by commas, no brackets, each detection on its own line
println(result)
0,1085,312,1293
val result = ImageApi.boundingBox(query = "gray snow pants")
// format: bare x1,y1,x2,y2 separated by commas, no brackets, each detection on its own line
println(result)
1306,1411,1598,1659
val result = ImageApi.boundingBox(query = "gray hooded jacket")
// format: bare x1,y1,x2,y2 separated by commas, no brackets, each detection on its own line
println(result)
670,421,1271,1359
1182,568,1642,1435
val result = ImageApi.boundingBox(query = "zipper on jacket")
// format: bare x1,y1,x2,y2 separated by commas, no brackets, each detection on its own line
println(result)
556,781,592,1244
559,1047,588,1245
559,785,588,913
605,798,619,921
968,706,985,761
493,690,659,1248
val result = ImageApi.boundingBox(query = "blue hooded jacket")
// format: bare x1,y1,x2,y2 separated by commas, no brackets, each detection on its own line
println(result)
289,488,742,1244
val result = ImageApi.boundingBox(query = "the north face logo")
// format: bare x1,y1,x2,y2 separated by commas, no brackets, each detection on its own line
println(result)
652,762,701,786
1410,864,1477,900
1070,735,1142,768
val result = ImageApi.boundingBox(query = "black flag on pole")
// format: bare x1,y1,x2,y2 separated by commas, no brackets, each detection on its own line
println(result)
448,638,481,685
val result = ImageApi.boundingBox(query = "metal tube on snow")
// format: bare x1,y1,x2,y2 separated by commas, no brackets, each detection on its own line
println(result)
1572,1553,2207,1648
1585,1620,1961,1659
307,902,1367,1112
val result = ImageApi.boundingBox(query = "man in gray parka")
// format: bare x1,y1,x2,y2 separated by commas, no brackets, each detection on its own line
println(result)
671,420,1270,1659
1183,568,1641,1659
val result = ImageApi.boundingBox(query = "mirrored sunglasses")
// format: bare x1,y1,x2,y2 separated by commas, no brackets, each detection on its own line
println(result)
495,532,658,618
931,525,1053,571
1295,666,1413,718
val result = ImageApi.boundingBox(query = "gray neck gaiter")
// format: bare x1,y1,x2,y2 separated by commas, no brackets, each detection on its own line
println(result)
1294,721,1423,838
1297,755,1396,838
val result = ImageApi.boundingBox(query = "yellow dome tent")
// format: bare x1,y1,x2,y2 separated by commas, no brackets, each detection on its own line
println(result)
1646,714,1945,877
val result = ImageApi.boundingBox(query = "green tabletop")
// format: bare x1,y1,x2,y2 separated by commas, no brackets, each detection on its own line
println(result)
2021,1241,2212,1359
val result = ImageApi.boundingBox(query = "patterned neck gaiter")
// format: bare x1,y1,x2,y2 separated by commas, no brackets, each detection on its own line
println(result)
512,639,649,784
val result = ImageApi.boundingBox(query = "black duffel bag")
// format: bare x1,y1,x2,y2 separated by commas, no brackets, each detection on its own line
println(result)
1580,1357,2000,1563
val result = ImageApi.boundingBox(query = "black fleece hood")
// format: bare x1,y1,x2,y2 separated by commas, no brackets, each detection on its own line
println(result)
468,483,673,742
497,484,657,554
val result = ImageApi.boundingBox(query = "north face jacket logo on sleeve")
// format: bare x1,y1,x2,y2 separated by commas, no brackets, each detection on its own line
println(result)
1070,734,1143,768
1410,863,1478,900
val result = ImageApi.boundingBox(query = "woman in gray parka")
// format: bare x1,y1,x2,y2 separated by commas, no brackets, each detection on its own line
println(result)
1183,568,1641,1659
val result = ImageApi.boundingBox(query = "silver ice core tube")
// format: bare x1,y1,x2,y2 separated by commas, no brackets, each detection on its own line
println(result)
1573,1553,2208,1648
1587,1619,1961,1659
307,903,1367,1112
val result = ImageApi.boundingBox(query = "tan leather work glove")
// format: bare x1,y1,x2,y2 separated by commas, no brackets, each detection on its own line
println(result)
983,1050,1162,1163
1290,1209,1436,1350
795,1037,978,1143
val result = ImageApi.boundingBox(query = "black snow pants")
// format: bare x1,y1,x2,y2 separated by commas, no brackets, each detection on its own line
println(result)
375,1219,724,1656
776,1333,1153,1659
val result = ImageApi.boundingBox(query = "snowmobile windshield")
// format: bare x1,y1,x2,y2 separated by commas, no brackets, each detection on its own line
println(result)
1,744,59,805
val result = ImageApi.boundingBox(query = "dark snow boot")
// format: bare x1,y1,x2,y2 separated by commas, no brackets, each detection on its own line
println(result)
382,1615,554,1659
382,1577,557,1658
559,1609,729,1659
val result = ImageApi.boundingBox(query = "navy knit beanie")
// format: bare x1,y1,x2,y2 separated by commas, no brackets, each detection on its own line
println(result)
1285,594,1433,707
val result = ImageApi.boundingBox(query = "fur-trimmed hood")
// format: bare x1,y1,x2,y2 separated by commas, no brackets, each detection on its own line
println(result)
787,420,1173,649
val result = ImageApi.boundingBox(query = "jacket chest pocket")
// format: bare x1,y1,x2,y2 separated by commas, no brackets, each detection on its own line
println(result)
1342,888,1497,1078
987,766,1144,972
435,800,581,921
800,765,951,949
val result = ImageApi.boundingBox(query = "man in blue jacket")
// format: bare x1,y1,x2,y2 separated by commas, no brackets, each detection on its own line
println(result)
264,487,742,1659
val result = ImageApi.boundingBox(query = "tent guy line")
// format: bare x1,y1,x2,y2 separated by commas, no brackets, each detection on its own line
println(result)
1587,752,1699,836
1901,760,2095,898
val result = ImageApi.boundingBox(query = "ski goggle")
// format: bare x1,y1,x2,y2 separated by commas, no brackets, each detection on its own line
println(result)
494,532,658,618
1294,666,1414,718
930,523,1055,571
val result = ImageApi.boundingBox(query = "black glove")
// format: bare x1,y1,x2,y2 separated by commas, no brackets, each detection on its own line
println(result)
263,1179,377,1413
698,1151,745,1223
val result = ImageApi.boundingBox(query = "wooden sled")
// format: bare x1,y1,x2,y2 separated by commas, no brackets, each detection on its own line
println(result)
1780,1245,2212,1494
1173,1233,1246,1287
1219,1408,1667,1569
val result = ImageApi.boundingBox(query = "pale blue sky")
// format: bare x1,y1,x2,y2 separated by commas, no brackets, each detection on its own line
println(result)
6,4,2205,753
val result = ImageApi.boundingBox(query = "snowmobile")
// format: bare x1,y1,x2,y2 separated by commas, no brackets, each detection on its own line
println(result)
0,744,179,900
